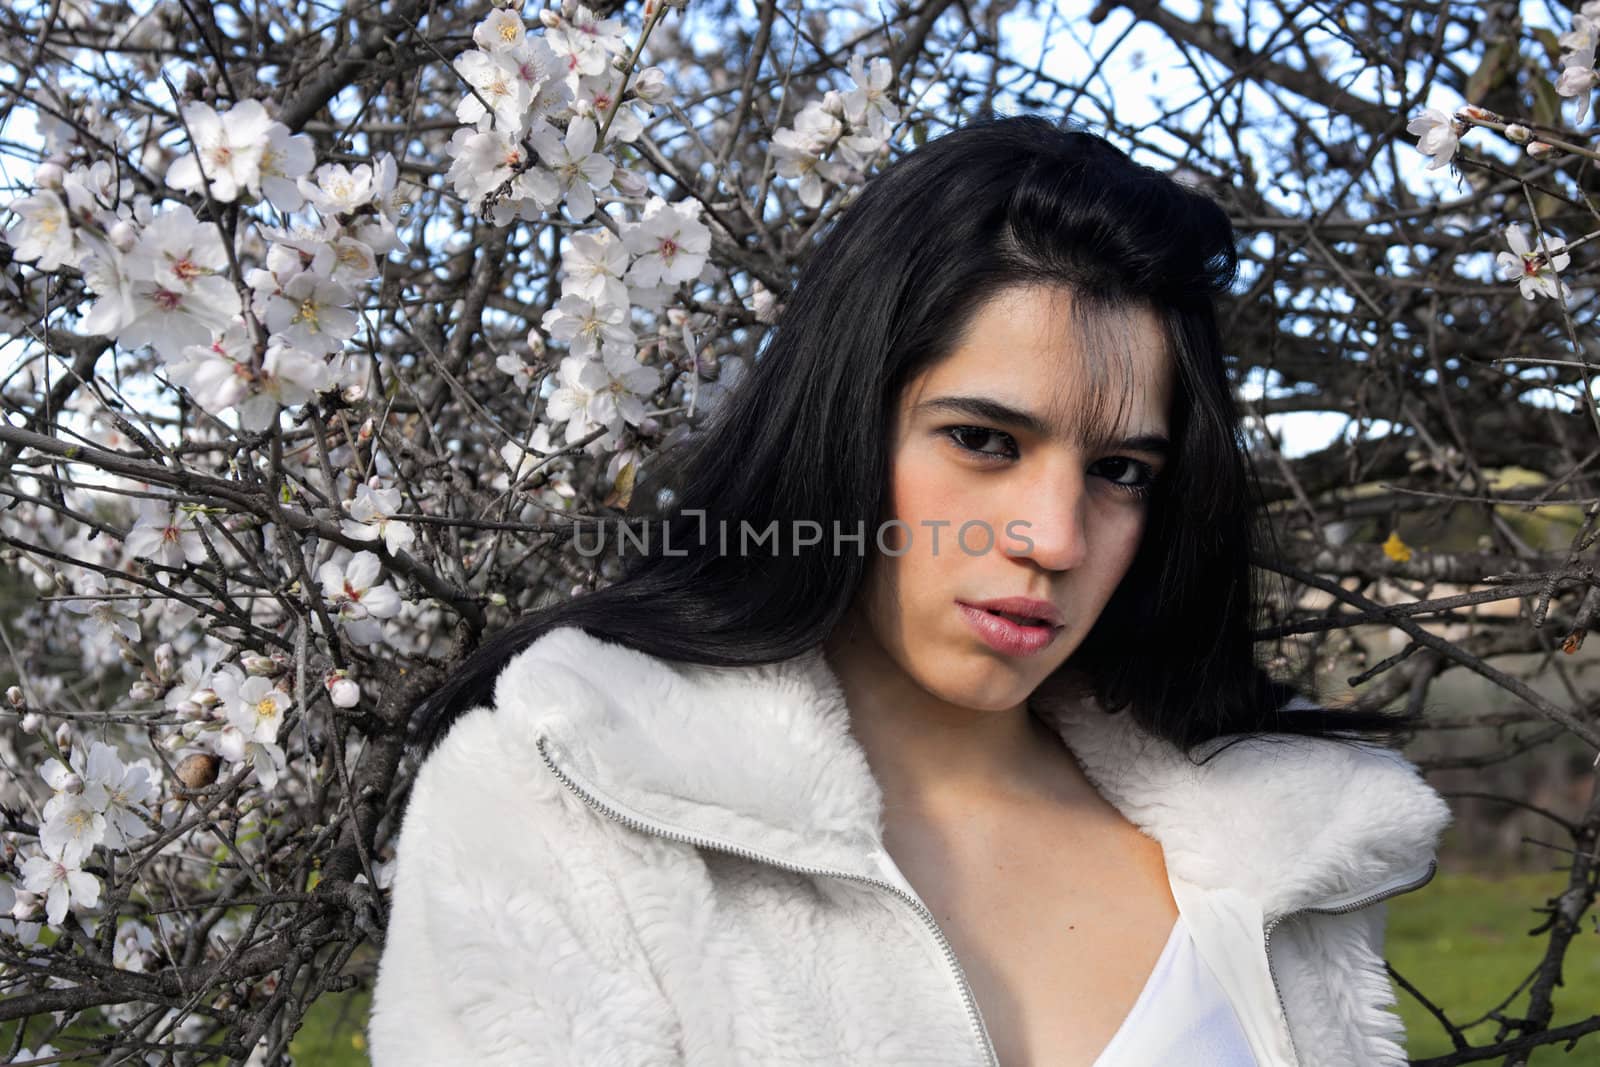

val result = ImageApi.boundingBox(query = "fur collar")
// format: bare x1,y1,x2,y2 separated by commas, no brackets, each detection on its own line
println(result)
496,625,1451,921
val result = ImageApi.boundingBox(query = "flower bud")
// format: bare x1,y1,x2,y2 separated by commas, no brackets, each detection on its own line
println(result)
34,162,64,189
6,686,25,709
175,752,220,789
154,643,175,677
751,282,780,324
822,90,845,116
1528,140,1559,158
180,721,206,741
21,712,42,733
527,328,548,360
1455,104,1498,122
539,8,562,27
631,67,667,103
61,772,84,795
193,687,219,709
612,168,649,197
108,220,139,252
342,383,367,404
1504,123,1532,144
241,654,279,677
127,681,160,703
12,890,43,922
54,722,72,753
161,731,187,751
325,673,360,708
489,591,509,607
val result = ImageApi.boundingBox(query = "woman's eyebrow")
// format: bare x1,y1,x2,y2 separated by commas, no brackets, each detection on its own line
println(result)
913,395,1170,454
916,395,1050,435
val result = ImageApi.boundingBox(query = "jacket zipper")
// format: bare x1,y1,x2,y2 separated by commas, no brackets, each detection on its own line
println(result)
536,735,1000,1067
1261,856,1439,1065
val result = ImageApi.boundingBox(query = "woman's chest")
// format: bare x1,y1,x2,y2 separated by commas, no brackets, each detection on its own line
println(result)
881,803,1182,1067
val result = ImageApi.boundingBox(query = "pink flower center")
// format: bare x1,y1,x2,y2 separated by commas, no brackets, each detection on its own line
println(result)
657,237,678,262
151,287,184,311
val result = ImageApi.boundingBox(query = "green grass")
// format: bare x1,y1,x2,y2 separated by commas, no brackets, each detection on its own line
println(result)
1389,869,1600,1063
289,985,372,1065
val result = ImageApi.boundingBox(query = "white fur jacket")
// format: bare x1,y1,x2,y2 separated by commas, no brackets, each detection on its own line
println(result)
367,625,1453,1066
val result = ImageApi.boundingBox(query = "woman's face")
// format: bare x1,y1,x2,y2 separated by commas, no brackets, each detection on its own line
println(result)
851,283,1174,712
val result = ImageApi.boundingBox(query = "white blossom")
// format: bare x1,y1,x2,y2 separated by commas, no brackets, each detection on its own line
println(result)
546,4,627,77
562,227,630,307
1496,222,1571,301
340,480,416,556
20,840,100,926
575,70,645,144
1405,107,1461,171
530,116,614,221
38,757,107,865
588,347,661,427
63,569,141,647
544,353,608,435
114,918,157,972
118,203,241,361
773,102,850,207
455,48,536,131
78,238,138,337
165,100,275,204
211,667,291,790
541,292,634,360
1557,63,1599,125
497,352,540,393
843,56,898,139
316,550,402,645
446,127,529,205
298,161,382,216
258,124,317,212
623,195,711,288
473,8,527,52
241,343,332,430
124,496,210,568
3,190,80,271
264,271,358,354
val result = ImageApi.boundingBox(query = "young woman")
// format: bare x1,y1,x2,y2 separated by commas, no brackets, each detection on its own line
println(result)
367,115,1452,1066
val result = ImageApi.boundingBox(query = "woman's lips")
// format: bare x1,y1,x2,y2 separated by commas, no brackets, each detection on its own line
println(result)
955,601,1063,656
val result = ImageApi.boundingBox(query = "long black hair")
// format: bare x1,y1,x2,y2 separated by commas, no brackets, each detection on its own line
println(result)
407,113,1422,762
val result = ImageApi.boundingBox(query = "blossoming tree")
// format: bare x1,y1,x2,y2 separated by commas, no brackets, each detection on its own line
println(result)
1,0,1599,1062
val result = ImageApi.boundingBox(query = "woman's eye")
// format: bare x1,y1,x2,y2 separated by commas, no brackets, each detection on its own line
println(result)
1092,456,1158,496
945,426,1018,460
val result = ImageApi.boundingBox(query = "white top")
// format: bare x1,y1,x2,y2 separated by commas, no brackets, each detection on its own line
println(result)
1091,912,1258,1066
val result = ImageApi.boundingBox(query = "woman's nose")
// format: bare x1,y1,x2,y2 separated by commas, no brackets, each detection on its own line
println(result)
1004,466,1091,572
